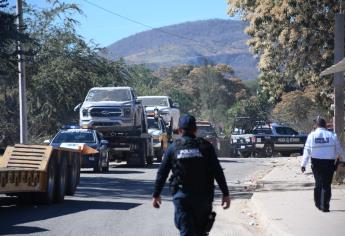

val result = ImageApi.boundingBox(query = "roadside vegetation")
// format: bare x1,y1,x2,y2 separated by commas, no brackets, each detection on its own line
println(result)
1,0,338,145
227,0,337,131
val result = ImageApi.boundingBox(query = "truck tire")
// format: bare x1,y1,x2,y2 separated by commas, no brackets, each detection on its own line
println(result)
156,145,163,162
262,143,274,158
239,151,251,158
102,154,110,172
93,156,102,173
35,158,56,204
55,156,67,203
66,156,79,196
146,154,154,165
280,152,292,157
139,142,146,167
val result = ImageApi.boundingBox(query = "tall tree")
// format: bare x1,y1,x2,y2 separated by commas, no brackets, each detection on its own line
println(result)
228,0,340,102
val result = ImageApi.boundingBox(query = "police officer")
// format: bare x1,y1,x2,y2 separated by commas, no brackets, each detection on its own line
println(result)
152,114,230,236
301,117,345,212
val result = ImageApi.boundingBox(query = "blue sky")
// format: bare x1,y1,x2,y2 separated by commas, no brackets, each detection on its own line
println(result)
9,0,234,47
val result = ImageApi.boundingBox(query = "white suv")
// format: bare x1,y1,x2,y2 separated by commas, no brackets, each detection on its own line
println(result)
138,96,180,130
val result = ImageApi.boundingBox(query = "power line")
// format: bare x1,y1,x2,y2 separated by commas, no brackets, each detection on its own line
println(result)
81,0,222,53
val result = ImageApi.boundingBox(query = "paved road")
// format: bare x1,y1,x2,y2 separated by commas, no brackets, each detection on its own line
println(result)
0,158,274,236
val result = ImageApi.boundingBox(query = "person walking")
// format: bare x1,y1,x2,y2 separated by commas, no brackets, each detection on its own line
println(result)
301,117,345,212
152,114,230,236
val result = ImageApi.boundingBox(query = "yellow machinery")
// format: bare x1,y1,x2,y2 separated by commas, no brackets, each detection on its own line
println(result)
0,144,97,204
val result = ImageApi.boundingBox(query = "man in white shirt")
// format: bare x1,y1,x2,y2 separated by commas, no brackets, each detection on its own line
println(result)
301,117,345,212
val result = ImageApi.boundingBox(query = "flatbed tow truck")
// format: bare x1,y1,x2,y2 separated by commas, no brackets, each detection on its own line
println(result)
0,143,97,204
103,131,153,167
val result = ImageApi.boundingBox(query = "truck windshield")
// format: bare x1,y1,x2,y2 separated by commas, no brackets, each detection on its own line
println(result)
140,97,168,107
197,125,217,136
53,132,96,143
85,89,131,102
147,118,161,130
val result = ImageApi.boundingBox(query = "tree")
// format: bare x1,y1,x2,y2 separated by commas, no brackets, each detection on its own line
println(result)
271,87,329,132
226,92,273,133
227,0,339,103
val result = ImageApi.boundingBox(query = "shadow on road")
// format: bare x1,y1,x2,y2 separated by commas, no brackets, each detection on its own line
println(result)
111,163,160,169
0,198,140,235
219,159,244,163
80,169,146,175
75,176,159,200
254,180,314,193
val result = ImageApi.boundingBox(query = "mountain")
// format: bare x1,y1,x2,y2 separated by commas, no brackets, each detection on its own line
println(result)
101,19,258,80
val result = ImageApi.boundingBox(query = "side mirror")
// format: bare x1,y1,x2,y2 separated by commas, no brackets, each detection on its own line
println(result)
172,102,180,108
100,140,109,145
43,139,51,145
74,103,82,112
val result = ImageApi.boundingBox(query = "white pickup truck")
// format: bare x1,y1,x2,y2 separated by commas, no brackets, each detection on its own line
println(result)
137,96,180,131
75,87,146,136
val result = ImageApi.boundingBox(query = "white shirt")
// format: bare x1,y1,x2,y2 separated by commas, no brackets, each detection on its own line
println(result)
301,128,345,167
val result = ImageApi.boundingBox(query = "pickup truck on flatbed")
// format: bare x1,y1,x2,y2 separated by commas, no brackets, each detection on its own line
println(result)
75,87,153,166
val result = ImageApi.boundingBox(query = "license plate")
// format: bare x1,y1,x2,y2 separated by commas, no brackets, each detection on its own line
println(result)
240,145,245,149
89,157,95,161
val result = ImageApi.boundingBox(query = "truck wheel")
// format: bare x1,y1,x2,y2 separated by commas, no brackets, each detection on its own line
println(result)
156,145,163,162
239,151,251,158
93,156,102,173
55,156,67,203
262,143,274,158
77,156,81,184
146,154,154,165
281,152,292,157
66,156,78,196
35,157,56,204
102,155,110,172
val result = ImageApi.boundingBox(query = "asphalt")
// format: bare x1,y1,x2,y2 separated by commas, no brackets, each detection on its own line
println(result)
0,157,273,236
251,157,345,236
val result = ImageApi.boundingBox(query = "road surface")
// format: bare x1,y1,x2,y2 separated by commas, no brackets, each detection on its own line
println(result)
0,157,275,236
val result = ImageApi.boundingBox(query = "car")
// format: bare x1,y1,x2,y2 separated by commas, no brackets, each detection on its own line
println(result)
231,117,307,157
137,96,180,132
75,87,146,136
47,127,109,172
147,112,169,161
196,121,219,153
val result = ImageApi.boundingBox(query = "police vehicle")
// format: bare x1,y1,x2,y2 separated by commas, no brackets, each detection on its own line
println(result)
196,121,220,153
231,117,307,157
46,126,109,172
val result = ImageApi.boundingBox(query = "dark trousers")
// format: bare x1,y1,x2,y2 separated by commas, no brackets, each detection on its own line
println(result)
173,191,212,236
311,158,336,211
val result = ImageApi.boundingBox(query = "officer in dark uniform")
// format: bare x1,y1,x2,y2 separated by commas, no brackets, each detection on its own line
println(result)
152,114,230,236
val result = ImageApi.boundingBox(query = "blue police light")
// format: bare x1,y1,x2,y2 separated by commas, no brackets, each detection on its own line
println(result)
61,124,81,130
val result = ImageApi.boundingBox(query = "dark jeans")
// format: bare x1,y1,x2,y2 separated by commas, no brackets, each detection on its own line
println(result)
311,158,336,211
173,191,212,236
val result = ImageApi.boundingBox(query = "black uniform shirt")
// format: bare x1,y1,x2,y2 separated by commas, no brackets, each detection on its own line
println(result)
153,134,229,198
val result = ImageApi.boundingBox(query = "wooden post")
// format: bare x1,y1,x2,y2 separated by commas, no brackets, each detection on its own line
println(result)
334,14,344,143
334,14,345,183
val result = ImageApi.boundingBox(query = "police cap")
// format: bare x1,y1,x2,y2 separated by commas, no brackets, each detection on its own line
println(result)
178,114,196,130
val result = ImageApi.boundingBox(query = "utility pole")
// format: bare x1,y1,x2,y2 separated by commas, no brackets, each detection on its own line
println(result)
16,0,28,144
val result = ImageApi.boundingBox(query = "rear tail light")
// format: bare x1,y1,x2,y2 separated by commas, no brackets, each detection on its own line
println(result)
250,137,256,143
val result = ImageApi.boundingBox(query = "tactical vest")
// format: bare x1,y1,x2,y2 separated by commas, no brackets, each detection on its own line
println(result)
169,137,214,196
